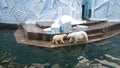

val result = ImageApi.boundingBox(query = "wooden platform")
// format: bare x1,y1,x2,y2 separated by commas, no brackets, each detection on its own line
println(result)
14,21,120,48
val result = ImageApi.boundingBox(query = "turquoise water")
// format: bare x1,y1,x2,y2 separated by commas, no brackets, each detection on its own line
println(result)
0,30,120,68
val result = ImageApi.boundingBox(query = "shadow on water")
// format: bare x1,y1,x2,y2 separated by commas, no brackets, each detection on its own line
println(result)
0,30,120,68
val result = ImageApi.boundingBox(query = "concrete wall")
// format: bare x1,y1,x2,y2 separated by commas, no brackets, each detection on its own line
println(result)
0,0,120,24
0,0,82,24
89,0,120,22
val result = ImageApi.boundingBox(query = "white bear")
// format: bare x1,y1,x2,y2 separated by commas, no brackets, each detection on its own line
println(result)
67,31,88,43
52,34,67,44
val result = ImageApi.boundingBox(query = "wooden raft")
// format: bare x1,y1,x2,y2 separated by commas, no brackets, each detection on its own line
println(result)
14,21,120,48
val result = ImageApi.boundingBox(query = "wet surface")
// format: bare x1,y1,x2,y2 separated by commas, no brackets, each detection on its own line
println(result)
0,30,120,68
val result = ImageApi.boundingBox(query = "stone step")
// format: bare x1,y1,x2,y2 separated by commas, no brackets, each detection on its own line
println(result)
82,20,107,26
102,22,120,33
36,21,54,29
88,32,104,39
86,28,104,35
22,24,53,41
22,21,120,42
36,20,107,29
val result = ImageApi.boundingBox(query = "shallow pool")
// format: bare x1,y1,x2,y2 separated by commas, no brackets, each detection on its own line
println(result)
0,30,120,68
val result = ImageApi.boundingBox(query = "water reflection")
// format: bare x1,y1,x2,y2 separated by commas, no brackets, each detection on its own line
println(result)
75,43,120,68
75,35,120,68
0,30,120,68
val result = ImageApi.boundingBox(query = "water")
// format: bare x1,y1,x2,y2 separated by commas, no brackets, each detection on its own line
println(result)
0,30,120,68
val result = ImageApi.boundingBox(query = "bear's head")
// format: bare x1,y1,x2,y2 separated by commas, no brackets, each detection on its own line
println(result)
62,34,67,37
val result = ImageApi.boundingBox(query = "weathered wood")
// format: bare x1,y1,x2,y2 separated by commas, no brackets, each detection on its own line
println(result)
14,21,120,48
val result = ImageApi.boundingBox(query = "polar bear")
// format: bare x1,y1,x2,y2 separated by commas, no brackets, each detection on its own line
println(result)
52,34,67,44
67,31,88,43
